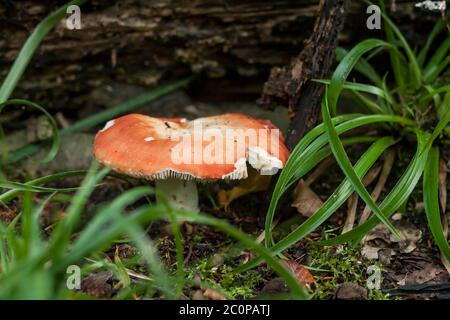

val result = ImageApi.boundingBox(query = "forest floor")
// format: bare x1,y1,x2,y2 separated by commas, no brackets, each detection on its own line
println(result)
3,85,449,300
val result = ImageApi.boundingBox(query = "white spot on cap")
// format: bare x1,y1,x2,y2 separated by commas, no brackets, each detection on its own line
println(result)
180,118,187,123
100,120,115,132
248,146,283,175
144,136,155,142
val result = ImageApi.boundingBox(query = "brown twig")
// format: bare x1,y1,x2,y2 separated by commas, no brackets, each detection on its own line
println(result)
342,165,381,234
305,157,334,186
358,149,396,225
260,0,347,150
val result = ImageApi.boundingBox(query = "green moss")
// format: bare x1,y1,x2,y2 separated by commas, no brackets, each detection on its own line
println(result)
186,257,264,299
307,245,394,300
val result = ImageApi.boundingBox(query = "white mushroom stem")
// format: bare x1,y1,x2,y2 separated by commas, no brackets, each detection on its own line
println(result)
155,178,199,213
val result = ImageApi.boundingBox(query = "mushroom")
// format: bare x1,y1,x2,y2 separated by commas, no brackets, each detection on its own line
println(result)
93,113,289,213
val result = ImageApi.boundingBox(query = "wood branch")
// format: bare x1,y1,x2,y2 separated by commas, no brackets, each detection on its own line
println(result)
260,0,347,150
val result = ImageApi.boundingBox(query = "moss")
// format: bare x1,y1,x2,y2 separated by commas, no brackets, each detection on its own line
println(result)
307,245,394,300
186,257,264,299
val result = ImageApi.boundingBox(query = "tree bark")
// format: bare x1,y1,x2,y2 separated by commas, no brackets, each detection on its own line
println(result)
261,0,347,150
0,0,429,111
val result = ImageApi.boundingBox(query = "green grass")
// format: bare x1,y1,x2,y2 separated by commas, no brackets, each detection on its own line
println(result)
243,5,450,272
0,162,309,299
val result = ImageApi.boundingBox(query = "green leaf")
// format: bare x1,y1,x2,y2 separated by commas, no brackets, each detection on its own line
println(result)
418,16,448,67
423,54,450,83
239,136,397,272
48,163,110,260
265,113,414,247
328,39,391,115
336,47,382,86
0,171,86,203
423,104,450,151
0,181,80,194
423,147,450,263
0,0,86,103
322,90,400,237
377,2,421,87
7,77,194,164
314,79,394,106
319,130,430,246
423,34,450,82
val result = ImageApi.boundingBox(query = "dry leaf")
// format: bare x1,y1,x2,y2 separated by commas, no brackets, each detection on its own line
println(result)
0,209,17,224
203,289,226,300
335,282,368,300
361,219,422,260
343,165,381,233
281,260,315,286
359,150,395,225
291,180,323,217
217,166,271,211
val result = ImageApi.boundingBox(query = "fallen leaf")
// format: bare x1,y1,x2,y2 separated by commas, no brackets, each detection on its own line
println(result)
291,180,323,217
0,209,17,224
335,282,368,300
387,251,450,287
361,219,422,260
81,272,114,298
281,260,315,286
259,278,289,296
203,288,226,300
404,263,444,285
217,166,271,211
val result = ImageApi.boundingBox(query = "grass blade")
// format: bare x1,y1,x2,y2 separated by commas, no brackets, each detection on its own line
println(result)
319,130,430,245
6,77,194,164
423,147,450,263
265,114,414,246
336,47,382,86
240,137,396,272
0,0,86,103
176,211,309,299
322,93,399,237
328,39,391,115
0,171,86,203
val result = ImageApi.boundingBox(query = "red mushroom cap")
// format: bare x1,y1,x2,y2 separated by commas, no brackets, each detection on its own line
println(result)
93,113,289,180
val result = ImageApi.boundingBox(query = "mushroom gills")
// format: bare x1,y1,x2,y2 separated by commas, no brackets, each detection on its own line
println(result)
155,178,199,213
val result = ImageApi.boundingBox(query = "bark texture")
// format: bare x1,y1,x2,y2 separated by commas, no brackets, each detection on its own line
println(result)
261,0,347,149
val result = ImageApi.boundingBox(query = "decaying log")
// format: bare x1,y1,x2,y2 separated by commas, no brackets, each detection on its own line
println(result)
0,0,432,112
0,0,320,108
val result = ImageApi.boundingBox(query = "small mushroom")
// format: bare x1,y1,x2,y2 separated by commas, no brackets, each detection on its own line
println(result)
93,113,289,213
